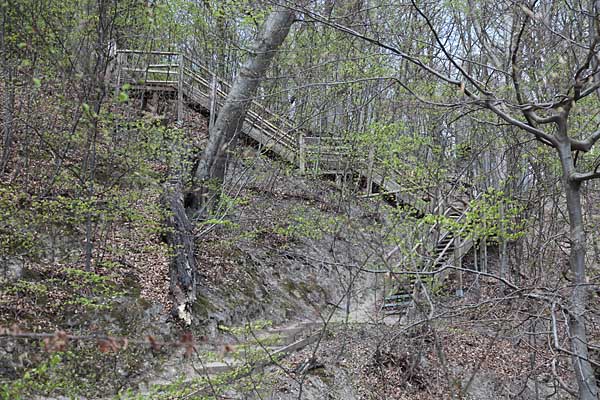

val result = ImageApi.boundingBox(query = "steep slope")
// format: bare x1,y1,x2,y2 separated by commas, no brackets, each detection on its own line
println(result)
0,91,393,398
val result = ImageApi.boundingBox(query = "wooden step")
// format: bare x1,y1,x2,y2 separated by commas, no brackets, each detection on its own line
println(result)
383,307,410,315
382,291,413,315
435,253,452,259
383,301,411,309
446,209,462,215
385,293,412,302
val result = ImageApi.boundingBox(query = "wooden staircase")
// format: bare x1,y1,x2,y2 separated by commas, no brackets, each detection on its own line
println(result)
112,49,429,208
382,195,479,315
113,49,298,163
112,49,477,308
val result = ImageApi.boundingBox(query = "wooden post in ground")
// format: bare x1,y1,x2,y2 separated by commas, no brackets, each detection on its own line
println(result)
313,136,321,176
114,52,124,97
454,237,464,297
177,53,184,124
366,144,375,194
374,272,378,318
299,134,306,173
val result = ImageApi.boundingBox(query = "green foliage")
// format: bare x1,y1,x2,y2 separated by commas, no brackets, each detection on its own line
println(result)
345,121,449,200
0,353,79,400
0,86,178,266
429,189,527,243
115,341,281,400
275,206,345,242
214,191,250,216
0,186,37,256
3,267,126,313
1,340,154,399
4,280,49,297
118,364,258,400
61,268,126,310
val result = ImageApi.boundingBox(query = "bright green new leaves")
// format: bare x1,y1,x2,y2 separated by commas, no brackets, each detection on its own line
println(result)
348,121,448,202
426,189,527,244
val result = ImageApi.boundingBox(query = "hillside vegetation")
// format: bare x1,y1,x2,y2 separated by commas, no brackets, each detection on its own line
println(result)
2,1,600,399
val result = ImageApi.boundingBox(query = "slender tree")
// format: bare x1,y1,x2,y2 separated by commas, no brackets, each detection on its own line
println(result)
190,5,298,213
0,0,14,175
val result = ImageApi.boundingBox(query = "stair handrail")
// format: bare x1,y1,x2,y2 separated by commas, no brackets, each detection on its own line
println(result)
116,49,180,56
114,48,369,166
180,64,297,150
182,54,301,151
430,191,484,269
115,48,300,153
181,54,301,137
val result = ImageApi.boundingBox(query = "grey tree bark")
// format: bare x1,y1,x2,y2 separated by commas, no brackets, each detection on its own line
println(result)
163,177,198,325
190,6,297,213
555,112,599,400
163,129,200,324
0,2,14,175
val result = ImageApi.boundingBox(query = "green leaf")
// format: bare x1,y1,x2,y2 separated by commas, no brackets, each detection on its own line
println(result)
118,92,129,103
32,78,41,88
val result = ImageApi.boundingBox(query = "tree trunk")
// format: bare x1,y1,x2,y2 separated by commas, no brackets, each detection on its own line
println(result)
473,242,478,271
163,178,198,325
190,7,296,213
0,4,14,175
557,136,599,400
499,202,508,280
591,0,600,98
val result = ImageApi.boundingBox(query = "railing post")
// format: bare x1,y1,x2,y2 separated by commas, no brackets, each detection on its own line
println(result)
299,134,306,173
177,53,184,125
366,144,375,194
114,52,124,98
454,237,464,297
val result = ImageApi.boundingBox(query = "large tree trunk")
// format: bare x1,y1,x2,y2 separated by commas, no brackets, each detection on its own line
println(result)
557,135,599,400
190,7,296,213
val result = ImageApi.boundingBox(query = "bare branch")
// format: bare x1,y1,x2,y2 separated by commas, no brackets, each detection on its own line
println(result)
570,128,600,152
284,3,474,95
571,170,600,182
411,0,493,97
482,100,558,147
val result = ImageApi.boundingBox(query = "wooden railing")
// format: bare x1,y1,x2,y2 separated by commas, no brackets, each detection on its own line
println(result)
114,49,299,161
113,49,449,209
298,136,355,174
